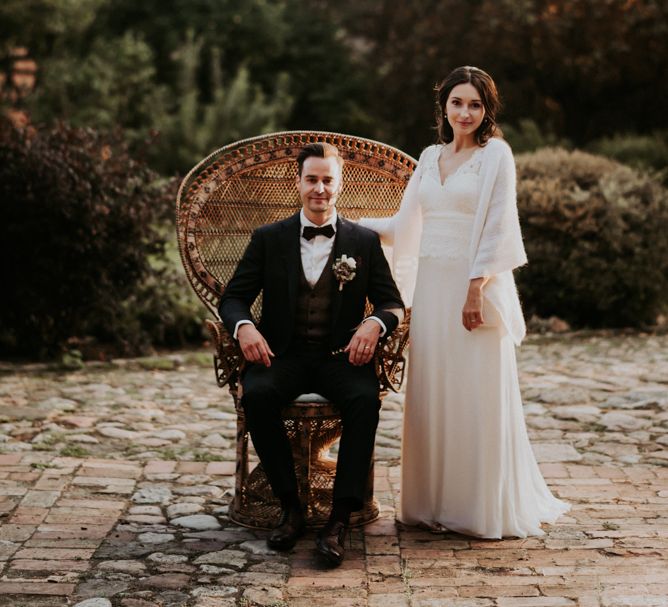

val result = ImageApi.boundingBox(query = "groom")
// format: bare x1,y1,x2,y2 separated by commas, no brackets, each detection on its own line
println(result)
218,142,404,566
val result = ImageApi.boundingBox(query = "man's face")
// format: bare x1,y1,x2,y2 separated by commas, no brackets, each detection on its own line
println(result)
296,156,342,225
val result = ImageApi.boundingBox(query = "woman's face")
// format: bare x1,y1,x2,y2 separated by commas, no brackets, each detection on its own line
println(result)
445,82,485,139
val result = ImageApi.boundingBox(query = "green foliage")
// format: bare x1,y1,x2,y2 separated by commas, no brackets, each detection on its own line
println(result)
329,0,668,155
120,258,207,351
515,148,668,328
60,444,90,458
0,121,175,356
0,0,104,57
59,349,84,370
90,0,371,139
30,32,169,144
502,120,571,154
277,0,373,136
192,450,226,462
3,1,296,176
5,0,668,163
136,357,179,371
587,131,668,178
89,0,290,86
5,0,370,174
148,34,293,174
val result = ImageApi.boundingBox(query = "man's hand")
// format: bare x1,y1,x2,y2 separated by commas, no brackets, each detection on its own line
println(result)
344,320,381,366
237,324,275,367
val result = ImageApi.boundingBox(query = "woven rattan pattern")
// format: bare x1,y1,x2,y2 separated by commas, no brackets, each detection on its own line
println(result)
237,415,344,529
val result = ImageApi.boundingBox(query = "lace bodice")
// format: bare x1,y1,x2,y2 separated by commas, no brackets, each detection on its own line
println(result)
418,145,483,260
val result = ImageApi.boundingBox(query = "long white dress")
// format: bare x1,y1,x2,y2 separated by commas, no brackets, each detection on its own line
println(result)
360,140,569,538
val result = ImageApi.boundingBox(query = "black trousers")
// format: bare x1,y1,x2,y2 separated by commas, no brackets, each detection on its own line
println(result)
240,344,381,511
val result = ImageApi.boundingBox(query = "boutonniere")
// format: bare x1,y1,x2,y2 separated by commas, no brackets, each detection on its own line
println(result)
332,254,357,291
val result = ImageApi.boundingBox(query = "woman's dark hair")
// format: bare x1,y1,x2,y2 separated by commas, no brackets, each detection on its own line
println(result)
435,66,502,146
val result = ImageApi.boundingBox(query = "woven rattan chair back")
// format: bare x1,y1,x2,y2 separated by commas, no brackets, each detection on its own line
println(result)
176,131,416,318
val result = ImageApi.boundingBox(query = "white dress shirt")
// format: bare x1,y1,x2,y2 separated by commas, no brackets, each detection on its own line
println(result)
300,208,338,287
232,210,386,338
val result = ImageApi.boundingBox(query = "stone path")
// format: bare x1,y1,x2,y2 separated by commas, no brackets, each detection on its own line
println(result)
0,333,667,606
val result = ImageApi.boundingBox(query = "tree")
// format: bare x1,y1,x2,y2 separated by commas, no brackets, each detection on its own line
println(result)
29,32,169,146
330,0,668,155
5,0,297,174
149,33,293,174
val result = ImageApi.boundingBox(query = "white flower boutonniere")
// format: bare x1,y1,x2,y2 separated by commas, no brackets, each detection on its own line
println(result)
332,254,357,291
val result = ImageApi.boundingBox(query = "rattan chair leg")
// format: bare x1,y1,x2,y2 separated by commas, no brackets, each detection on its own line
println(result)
233,410,247,518
297,418,311,517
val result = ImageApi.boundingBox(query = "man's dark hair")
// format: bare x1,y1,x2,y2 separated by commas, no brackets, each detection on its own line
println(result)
296,142,344,175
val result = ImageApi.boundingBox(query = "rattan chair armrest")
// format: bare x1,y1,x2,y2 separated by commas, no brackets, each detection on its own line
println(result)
205,319,244,391
205,308,410,395
374,308,411,393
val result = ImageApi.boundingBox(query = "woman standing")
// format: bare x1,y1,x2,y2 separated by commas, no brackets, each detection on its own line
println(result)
360,66,569,537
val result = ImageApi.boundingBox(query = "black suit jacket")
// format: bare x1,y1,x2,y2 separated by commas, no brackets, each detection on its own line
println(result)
218,212,404,355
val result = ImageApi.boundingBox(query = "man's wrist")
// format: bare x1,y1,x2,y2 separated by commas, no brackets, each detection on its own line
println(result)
233,319,254,340
363,316,386,336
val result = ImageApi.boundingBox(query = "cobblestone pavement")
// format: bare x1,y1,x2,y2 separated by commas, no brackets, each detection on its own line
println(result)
0,333,667,607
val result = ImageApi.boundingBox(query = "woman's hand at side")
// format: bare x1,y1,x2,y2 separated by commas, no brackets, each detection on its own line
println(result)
462,277,489,331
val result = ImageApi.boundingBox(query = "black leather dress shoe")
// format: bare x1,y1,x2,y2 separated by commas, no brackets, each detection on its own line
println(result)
267,506,305,551
315,520,347,566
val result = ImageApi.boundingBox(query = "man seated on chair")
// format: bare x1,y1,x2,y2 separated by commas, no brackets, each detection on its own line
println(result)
218,142,404,566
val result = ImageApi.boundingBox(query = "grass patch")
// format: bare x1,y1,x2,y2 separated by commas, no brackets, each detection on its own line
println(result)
32,443,55,451
137,357,179,371
37,432,66,446
183,351,213,367
192,450,226,462
581,422,608,433
154,447,182,460
30,462,57,470
60,444,90,458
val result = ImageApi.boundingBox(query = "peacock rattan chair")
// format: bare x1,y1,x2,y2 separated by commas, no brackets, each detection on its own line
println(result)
176,131,415,529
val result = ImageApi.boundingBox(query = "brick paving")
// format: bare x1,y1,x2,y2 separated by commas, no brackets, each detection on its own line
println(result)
0,333,667,606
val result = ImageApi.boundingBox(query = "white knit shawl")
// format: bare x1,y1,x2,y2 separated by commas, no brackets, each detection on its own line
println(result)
359,138,528,344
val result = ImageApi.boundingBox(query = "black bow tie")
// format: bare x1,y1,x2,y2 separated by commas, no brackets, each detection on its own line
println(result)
302,224,335,241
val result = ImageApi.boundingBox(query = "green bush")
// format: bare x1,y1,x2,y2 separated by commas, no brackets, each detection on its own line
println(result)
113,235,207,349
0,121,187,357
516,147,668,328
502,119,571,154
587,131,668,179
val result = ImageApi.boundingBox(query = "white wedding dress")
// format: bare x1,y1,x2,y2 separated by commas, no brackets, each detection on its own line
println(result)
362,142,569,538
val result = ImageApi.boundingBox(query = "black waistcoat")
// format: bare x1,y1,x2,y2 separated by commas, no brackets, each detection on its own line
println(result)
293,249,336,345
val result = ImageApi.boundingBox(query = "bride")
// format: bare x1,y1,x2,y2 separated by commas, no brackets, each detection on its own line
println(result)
360,66,569,538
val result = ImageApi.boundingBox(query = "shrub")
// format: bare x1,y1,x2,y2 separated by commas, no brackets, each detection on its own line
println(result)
516,147,668,328
0,121,180,356
587,131,668,180
112,235,207,350
502,119,571,154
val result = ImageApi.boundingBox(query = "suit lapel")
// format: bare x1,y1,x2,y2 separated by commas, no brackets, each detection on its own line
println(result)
331,217,358,330
280,213,302,313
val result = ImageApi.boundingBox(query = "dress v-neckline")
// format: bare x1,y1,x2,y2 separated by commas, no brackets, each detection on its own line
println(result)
436,144,483,187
